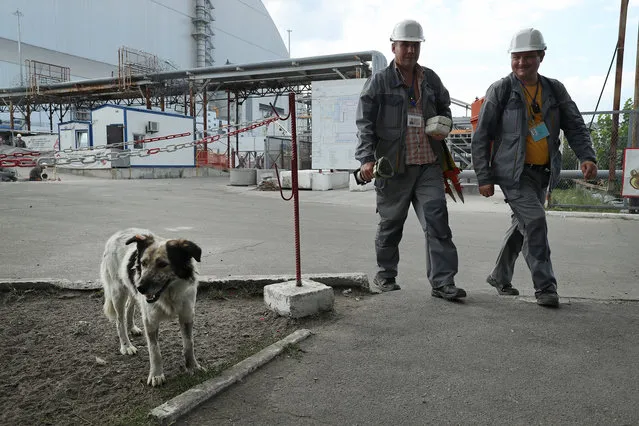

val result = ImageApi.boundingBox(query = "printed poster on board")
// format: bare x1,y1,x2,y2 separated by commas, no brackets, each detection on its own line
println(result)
621,148,639,198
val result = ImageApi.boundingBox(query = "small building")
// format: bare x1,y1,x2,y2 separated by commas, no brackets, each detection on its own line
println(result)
58,105,195,170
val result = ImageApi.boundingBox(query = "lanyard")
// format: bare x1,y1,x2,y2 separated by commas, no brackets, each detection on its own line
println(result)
408,84,417,107
399,67,419,107
520,80,541,116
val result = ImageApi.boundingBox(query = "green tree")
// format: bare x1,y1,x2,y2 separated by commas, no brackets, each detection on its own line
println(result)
561,133,579,170
590,98,634,171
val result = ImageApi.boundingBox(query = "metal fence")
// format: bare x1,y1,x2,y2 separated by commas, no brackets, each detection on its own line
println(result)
548,109,639,212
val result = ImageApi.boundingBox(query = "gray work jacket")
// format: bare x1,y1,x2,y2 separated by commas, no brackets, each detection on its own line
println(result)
471,72,596,190
355,60,452,175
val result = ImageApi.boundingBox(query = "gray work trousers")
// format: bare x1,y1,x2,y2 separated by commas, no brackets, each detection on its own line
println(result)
492,166,557,295
375,164,458,288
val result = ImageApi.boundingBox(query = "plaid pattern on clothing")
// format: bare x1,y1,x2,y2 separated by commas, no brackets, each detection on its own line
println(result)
396,65,437,165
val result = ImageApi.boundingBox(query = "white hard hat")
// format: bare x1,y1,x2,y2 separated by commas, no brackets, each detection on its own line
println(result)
390,20,425,42
17,134,22,138
508,28,547,53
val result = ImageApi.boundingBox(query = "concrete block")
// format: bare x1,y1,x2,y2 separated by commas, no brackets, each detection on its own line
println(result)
311,172,332,191
264,279,334,318
297,170,314,189
330,171,350,189
256,169,278,183
279,171,291,188
279,170,313,189
229,168,257,186
349,173,374,191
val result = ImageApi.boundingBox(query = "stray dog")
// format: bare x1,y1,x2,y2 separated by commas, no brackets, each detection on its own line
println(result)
100,228,205,386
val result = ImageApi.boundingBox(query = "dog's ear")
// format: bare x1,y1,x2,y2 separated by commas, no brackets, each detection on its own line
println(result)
166,239,202,263
125,234,155,251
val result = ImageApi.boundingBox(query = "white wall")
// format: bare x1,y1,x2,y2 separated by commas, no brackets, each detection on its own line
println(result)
87,106,195,167
91,107,124,149
125,108,194,167
58,122,90,151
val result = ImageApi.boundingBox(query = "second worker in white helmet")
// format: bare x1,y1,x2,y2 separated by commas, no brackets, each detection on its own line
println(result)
471,28,598,307
355,19,467,300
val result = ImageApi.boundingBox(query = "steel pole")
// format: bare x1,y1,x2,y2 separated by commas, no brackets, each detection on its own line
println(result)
629,21,639,212
609,0,629,192
13,10,23,87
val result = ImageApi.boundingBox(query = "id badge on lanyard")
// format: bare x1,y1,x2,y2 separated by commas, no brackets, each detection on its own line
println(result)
407,113,422,128
529,122,549,142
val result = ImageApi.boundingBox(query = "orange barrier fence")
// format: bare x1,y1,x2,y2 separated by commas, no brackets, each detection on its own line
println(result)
196,150,228,169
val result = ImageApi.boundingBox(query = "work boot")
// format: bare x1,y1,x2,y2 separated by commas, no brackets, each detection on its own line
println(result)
373,276,401,292
431,284,466,300
536,292,559,307
486,275,519,296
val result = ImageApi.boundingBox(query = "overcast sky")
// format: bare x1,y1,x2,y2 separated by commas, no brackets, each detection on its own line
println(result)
262,0,639,116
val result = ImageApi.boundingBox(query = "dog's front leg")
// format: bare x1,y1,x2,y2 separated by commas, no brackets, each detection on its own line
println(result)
179,319,205,373
144,322,166,386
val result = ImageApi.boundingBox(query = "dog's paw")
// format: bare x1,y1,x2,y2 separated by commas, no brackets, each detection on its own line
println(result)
186,362,207,374
147,373,166,387
130,326,143,336
120,344,137,355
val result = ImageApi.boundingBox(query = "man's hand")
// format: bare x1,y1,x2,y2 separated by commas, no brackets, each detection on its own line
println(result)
359,161,375,182
581,161,598,180
479,184,494,198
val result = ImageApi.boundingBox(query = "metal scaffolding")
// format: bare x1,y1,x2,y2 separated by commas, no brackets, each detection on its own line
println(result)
0,51,384,135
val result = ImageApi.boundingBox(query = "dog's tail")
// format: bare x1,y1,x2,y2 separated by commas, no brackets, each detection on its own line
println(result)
103,287,116,321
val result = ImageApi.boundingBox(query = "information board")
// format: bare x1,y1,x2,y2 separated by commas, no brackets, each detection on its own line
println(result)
311,79,366,170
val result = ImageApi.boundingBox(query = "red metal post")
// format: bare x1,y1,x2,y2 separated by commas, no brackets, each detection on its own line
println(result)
227,90,231,168
203,89,208,151
288,92,302,286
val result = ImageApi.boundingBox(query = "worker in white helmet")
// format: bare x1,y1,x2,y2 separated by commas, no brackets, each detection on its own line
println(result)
471,28,598,307
15,133,26,148
355,19,467,300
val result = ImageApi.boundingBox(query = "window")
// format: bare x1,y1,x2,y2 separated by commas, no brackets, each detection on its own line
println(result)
75,130,88,149
133,134,145,149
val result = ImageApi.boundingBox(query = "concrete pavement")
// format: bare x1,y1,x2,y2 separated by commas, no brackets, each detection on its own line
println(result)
1,174,638,424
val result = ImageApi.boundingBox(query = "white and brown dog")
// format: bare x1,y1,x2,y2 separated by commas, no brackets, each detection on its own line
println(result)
100,228,205,386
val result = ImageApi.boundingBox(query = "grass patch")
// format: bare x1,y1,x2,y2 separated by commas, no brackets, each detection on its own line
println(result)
550,188,606,206
281,343,305,360
548,187,623,213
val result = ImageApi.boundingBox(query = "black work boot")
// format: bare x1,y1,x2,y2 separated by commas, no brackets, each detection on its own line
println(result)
536,292,559,307
431,284,466,300
373,276,401,292
486,275,520,296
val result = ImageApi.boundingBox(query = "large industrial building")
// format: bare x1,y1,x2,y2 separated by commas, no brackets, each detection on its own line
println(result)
0,0,288,85
0,0,290,133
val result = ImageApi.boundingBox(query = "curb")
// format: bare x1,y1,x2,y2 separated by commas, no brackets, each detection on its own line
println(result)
148,329,313,425
546,210,639,220
0,272,373,293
